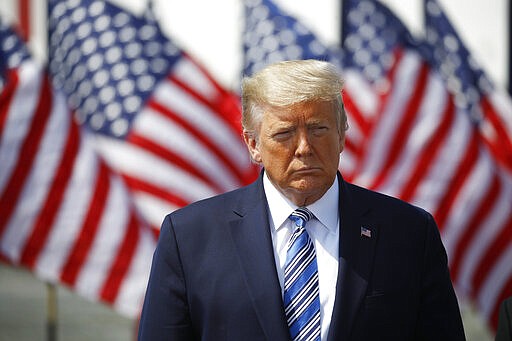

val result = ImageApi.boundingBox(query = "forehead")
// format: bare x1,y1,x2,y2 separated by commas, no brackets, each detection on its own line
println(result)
263,100,337,124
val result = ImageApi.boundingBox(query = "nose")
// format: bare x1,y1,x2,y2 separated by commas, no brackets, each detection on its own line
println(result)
295,130,313,157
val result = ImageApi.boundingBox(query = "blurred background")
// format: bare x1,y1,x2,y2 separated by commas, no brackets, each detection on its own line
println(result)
1,0,511,340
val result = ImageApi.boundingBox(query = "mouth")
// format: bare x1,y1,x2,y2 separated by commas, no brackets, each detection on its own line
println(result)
294,167,321,174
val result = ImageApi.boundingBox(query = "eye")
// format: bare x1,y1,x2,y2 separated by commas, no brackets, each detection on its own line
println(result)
310,126,329,136
272,130,293,141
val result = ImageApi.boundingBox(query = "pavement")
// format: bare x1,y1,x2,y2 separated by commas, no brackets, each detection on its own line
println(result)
0,263,494,340
0,264,134,341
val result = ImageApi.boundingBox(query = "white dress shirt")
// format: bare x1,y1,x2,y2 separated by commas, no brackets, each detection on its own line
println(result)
263,171,340,341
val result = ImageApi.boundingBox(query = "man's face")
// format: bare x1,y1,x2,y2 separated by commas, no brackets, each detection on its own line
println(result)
244,100,345,206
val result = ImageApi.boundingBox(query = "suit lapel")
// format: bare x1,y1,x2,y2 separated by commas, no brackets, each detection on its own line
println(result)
328,175,379,341
228,175,290,341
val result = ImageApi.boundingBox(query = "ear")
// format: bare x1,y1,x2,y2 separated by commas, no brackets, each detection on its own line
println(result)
243,131,262,163
339,132,345,154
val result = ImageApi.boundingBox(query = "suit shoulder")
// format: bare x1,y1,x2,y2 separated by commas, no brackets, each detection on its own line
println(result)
346,181,433,222
164,181,259,225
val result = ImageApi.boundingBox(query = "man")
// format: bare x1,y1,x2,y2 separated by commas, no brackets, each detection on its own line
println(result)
138,60,465,340
496,297,512,341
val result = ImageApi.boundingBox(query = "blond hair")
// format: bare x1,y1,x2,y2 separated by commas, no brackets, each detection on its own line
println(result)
241,59,348,137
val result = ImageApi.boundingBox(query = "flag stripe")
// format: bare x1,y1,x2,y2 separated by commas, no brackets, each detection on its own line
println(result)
132,107,240,190
128,132,224,193
490,274,512,330
60,161,110,286
0,75,52,239
153,80,250,171
20,119,79,268
480,96,512,170
0,70,18,137
122,174,189,208
399,94,455,202
434,132,479,229
472,215,512,295
456,177,512,296
449,173,501,280
369,62,430,190
72,174,131,301
93,135,217,203
145,97,250,185
100,211,139,303
33,126,100,282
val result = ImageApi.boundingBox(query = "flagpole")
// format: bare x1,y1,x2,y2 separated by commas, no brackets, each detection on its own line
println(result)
508,0,512,95
46,282,58,341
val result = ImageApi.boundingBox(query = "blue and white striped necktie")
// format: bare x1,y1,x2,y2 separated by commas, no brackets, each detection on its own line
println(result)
283,207,321,341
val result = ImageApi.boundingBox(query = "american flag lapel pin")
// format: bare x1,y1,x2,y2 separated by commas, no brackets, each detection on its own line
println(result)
360,226,372,238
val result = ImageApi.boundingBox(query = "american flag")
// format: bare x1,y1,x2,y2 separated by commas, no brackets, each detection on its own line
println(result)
423,0,512,328
1,0,258,318
48,0,258,232
0,22,156,317
243,0,512,331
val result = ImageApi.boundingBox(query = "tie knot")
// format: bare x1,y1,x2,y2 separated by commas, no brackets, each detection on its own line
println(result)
289,207,313,228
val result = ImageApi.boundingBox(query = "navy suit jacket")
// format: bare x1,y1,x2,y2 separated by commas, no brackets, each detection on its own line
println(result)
138,172,465,340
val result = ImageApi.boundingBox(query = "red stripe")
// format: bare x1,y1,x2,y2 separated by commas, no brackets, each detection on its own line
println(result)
19,0,30,41
179,53,243,133
100,211,140,303
434,131,479,229
146,99,256,184
472,216,512,296
127,133,224,193
399,96,456,202
60,161,110,286
0,75,52,239
349,49,404,178
0,69,19,137
449,173,501,282
122,174,189,208
20,120,80,268
480,96,512,171
342,91,372,137
343,138,360,157
368,62,430,190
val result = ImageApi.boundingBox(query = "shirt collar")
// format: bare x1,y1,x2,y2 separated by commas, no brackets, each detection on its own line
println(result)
263,170,339,232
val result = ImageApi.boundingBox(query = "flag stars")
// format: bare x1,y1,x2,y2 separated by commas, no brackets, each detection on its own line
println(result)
105,102,122,120
113,12,130,28
426,0,442,17
99,31,116,48
111,118,129,137
77,22,92,39
94,15,110,33
88,1,105,17
71,7,87,24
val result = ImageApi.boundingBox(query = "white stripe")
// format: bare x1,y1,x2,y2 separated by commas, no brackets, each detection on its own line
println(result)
478,243,512,320
0,61,43,194
35,127,100,282
442,150,493,262
133,192,179,229
380,73,447,197
354,52,422,188
133,106,240,190
457,174,512,295
487,89,512,136
74,175,130,300
344,70,379,117
172,56,220,102
113,226,156,318
153,80,251,170
412,108,472,213
0,89,69,262
93,135,217,203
